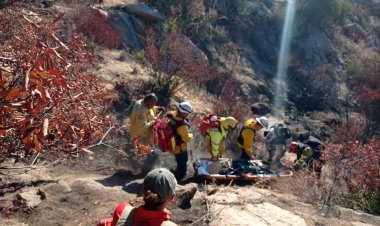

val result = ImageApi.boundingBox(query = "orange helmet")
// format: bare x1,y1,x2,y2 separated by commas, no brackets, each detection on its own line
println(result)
288,141,299,153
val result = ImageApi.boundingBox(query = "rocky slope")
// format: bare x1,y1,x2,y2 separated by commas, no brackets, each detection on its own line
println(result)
2,147,380,226
1,1,380,225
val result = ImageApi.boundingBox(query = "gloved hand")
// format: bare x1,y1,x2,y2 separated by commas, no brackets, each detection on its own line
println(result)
156,106,165,112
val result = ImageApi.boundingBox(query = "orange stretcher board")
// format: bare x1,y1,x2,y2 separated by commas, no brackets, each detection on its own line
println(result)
193,158,293,181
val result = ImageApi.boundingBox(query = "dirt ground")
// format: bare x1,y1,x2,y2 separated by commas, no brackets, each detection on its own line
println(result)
0,147,208,226
2,147,380,226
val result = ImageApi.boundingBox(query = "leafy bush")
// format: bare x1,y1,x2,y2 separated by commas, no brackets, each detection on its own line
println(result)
321,123,380,214
112,80,144,118
140,0,227,44
64,7,122,48
144,25,214,105
0,7,115,162
346,51,380,137
145,72,176,104
274,123,380,215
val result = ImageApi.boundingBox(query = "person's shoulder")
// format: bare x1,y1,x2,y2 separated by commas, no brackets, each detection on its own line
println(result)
161,221,178,226
114,202,132,213
134,99,145,109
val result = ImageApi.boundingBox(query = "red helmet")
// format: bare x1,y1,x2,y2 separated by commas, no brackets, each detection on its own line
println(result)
288,141,299,153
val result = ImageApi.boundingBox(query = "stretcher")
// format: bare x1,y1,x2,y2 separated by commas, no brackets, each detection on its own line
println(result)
193,158,293,181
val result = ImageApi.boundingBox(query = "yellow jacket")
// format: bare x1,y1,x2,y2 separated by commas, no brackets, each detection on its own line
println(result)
205,126,227,160
130,99,158,145
237,118,257,158
170,112,193,154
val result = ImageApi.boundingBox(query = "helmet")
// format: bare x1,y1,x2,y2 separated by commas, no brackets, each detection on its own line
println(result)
221,117,238,130
255,116,269,129
288,141,299,153
178,101,193,114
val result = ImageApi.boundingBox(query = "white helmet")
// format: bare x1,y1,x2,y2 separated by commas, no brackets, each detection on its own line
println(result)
255,116,269,129
178,101,193,114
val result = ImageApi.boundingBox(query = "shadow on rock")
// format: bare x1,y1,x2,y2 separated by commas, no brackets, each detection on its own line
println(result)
123,181,142,195
96,169,145,191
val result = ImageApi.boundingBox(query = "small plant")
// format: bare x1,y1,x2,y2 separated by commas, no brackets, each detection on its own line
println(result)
163,17,178,34
145,72,177,104
134,50,147,66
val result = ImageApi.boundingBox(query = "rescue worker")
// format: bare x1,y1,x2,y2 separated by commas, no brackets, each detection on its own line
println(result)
264,123,292,170
204,116,238,161
237,117,269,160
167,102,193,180
97,168,178,226
288,140,324,176
130,93,165,145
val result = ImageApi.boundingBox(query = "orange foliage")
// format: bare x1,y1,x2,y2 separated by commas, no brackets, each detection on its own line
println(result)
0,8,115,161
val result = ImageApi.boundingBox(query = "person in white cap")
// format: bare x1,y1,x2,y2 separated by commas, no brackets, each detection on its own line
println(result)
97,168,178,226
165,102,193,180
237,117,269,160
264,123,292,170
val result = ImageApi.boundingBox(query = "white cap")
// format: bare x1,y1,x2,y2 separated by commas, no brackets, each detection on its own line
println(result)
178,101,193,114
255,116,269,129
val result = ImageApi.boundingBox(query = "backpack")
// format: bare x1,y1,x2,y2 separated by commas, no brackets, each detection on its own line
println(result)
152,111,186,153
272,124,292,140
105,204,177,226
198,114,221,136
304,136,325,160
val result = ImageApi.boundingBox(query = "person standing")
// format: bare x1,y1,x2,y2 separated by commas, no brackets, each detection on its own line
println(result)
204,116,238,161
237,117,269,160
166,102,193,180
130,93,164,145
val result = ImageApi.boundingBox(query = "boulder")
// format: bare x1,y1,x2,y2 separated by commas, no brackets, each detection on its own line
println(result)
108,10,143,50
367,35,380,50
130,14,146,33
122,3,164,23
210,202,308,226
250,103,271,115
343,23,366,41
42,0,54,8
257,2,272,17
17,189,43,208
298,28,338,67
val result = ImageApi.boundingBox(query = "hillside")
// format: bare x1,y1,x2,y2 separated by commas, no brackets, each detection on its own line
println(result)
1,0,380,226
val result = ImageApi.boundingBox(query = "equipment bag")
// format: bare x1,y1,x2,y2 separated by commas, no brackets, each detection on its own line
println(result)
198,114,221,136
152,112,185,153
273,123,292,139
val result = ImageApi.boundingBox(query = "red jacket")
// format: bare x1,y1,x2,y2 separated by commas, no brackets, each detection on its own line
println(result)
97,203,172,226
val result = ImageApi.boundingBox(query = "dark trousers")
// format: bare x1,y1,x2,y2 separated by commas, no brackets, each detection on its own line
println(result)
175,151,188,180
240,148,251,160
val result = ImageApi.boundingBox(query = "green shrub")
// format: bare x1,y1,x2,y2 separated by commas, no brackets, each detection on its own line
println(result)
163,17,178,34
145,72,177,105
133,50,147,65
